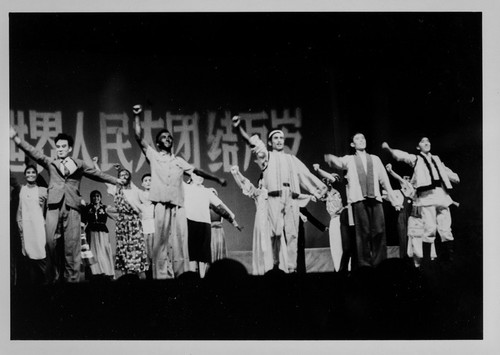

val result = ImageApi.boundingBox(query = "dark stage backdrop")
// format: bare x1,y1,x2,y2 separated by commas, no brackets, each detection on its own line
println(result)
9,13,482,254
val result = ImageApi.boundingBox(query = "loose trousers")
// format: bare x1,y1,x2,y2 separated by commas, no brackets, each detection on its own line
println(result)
352,199,387,268
421,204,453,243
267,188,299,271
45,204,82,283
152,203,189,279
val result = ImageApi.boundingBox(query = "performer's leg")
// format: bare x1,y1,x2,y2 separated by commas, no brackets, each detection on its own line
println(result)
267,197,285,268
296,218,306,274
436,205,454,261
62,206,82,283
283,194,299,272
152,203,173,279
44,207,61,284
339,208,354,272
370,201,387,267
397,202,411,258
420,205,437,244
436,205,453,242
172,206,189,277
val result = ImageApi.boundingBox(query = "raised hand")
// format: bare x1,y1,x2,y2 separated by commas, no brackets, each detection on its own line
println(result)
385,163,392,172
232,115,241,127
10,125,18,139
312,163,320,171
132,104,143,115
230,165,240,174
381,142,390,150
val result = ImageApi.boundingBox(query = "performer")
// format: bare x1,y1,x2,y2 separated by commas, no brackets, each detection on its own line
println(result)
325,133,402,268
232,116,327,272
382,137,460,262
184,174,241,277
10,126,125,283
230,165,287,275
83,189,115,279
208,187,241,263
93,158,149,277
312,163,346,272
133,104,226,279
16,165,48,285
138,173,155,279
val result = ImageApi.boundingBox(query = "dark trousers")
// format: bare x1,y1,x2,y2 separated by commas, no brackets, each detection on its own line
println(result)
352,199,387,268
18,257,47,286
397,197,413,258
297,220,306,274
339,208,356,272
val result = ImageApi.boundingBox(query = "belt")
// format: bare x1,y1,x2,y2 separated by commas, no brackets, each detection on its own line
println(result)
267,190,300,199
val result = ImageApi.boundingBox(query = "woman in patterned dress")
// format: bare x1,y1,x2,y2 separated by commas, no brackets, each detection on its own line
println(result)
93,157,149,277
112,168,149,276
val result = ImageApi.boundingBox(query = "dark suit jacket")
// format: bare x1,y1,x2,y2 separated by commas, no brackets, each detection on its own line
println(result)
17,140,118,211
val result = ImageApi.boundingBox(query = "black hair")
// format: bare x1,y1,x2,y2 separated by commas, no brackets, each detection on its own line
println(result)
54,133,74,148
155,129,172,146
90,190,102,199
24,164,38,175
141,173,151,182
350,132,364,143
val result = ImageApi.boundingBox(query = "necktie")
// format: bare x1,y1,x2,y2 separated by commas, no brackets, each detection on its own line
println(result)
62,159,70,176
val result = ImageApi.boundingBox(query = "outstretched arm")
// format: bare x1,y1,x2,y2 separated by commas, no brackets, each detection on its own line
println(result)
324,154,344,170
192,168,227,187
133,105,149,156
381,142,416,166
313,163,340,184
10,125,51,167
87,157,126,190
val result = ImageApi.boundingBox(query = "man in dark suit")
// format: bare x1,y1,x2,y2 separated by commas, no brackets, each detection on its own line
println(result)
10,126,125,283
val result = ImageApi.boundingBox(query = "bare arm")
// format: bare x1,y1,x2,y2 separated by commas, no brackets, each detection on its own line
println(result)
232,116,252,146
313,163,339,184
132,105,149,155
324,154,344,170
385,163,406,185
377,158,402,211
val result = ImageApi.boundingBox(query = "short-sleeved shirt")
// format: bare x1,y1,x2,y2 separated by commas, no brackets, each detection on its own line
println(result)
184,183,223,223
146,146,194,206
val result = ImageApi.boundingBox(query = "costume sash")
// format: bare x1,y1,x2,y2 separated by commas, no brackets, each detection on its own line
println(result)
354,154,375,198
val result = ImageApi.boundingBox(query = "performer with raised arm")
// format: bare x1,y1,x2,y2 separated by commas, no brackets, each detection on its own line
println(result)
232,116,327,272
382,137,460,263
230,165,287,275
10,126,125,284
384,163,425,263
133,104,226,279
324,133,402,268
312,163,346,272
